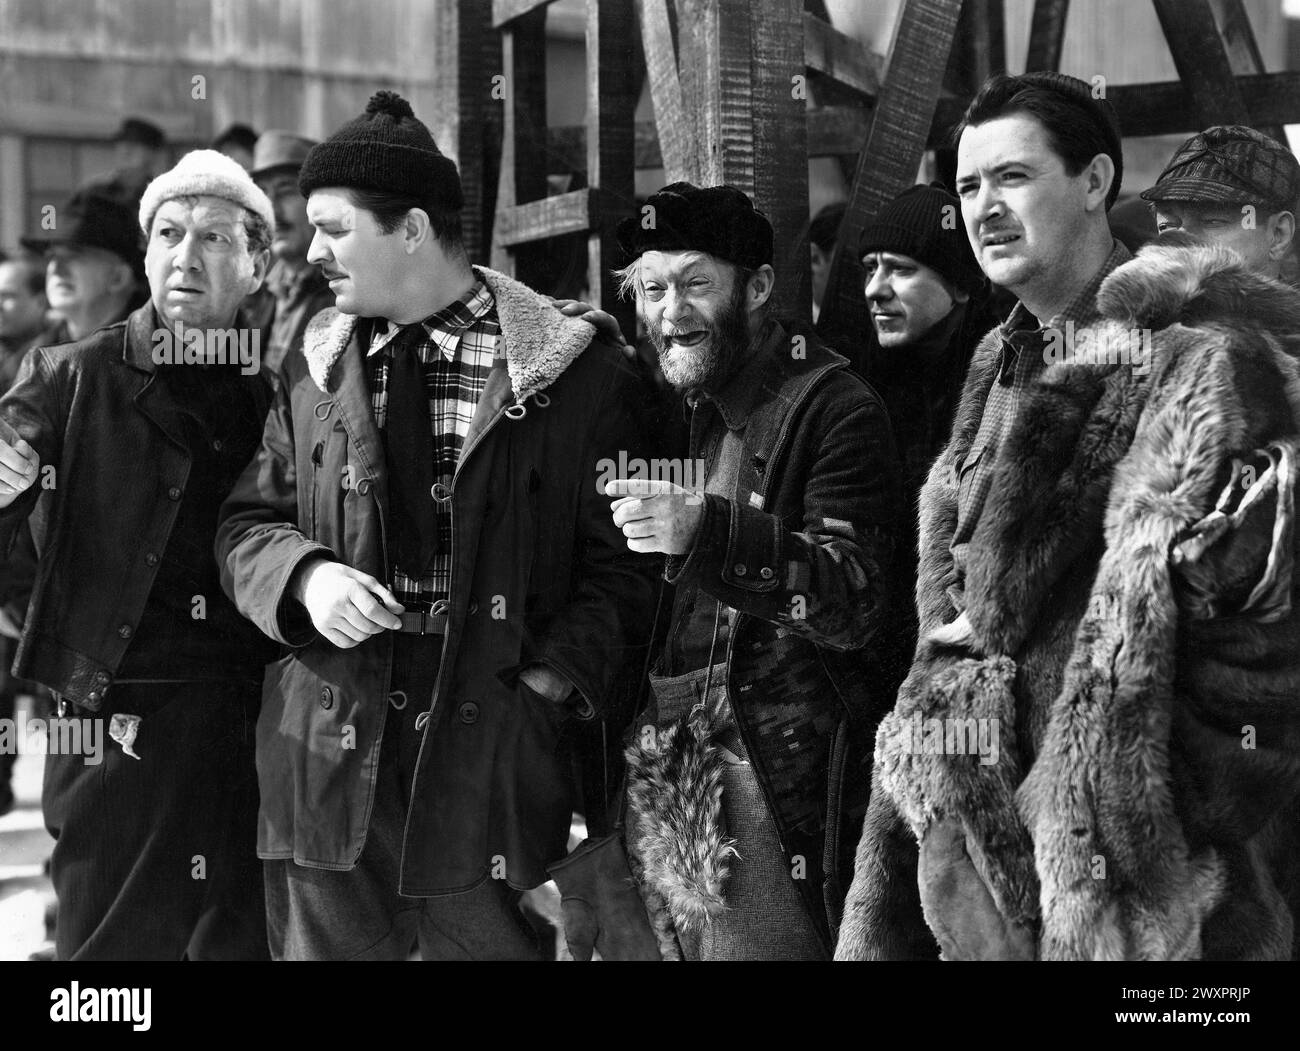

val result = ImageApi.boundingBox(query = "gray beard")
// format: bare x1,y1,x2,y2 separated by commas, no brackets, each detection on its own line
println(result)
644,283,752,394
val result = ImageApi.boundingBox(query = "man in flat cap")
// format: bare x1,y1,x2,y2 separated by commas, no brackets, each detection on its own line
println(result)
610,181,900,960
1142,124,1300,279
215,90,656,960
106,117,168,208
839,72,1300,963
21,188,144,344
0,148,278,959
250,130,333,375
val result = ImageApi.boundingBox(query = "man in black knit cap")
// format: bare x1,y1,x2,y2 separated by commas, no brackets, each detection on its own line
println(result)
216,91,657,960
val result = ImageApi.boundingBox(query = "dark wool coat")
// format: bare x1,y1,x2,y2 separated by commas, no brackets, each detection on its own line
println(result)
625,321,901,954
837,241,1300,961
215,267,658,895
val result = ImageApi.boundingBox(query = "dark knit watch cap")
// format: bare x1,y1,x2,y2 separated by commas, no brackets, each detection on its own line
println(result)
299,91,464,210
617,182,773,269
858,183,984,295
1140,125,1300,212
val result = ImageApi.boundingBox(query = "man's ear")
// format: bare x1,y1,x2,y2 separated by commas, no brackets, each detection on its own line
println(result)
747,264,776,311
248,247,271,292
1269,210,1296,261
1083,152,1116,212
108,261,136,295
405,208,432,253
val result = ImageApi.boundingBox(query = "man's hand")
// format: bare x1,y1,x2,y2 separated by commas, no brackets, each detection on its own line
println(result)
0,432,39,510
518,663,574,703
605,478,704,555
292,559,404,649
552,298,635,360
926,611,974,649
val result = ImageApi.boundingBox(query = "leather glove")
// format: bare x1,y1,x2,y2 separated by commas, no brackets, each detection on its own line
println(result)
547,833,662,961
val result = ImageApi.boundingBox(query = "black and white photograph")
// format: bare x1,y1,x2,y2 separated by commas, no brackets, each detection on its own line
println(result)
0,0,1297,1033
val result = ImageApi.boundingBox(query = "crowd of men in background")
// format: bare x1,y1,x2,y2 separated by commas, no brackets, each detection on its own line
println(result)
2,73,1300,962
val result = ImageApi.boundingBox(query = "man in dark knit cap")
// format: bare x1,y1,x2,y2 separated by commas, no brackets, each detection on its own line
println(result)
215,91,657,960
1142,124,1300,280
856,182,997,726
840,72,1300,963
610,181,900,960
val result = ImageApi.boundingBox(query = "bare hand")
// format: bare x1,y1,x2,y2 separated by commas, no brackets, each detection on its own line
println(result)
552,298,634,359
605,478,704,555
0,432,39,509
926,611,974,649
293,559,404,649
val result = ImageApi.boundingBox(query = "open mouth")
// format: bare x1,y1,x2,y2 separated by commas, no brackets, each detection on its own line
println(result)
666,330,707,348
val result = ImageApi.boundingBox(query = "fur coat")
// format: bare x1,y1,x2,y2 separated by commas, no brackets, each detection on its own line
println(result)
836,241,1300,961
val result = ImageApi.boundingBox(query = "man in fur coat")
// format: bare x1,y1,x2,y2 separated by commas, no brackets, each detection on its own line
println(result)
837,71,1300,961
608,182,900,960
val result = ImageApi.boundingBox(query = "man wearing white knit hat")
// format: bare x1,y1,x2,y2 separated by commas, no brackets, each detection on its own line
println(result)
0,149,278,959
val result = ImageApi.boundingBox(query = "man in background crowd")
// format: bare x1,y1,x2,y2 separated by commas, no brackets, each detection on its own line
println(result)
22,189,143,343
249,130,333,374
213,123,259,171
1142,124,1298,280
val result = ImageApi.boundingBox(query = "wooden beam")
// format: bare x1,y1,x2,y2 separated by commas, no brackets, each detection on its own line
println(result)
492,6,550,281
492,0,557,29
637,0,694,180
676,0,755,187
587,0,638,337
1217,0,1286,142
1025,0,1069,72
820,0,963,348
802,11,882,97
496,189,595,246
1151,0,1250,127
455,0,501,266
754,0,811,318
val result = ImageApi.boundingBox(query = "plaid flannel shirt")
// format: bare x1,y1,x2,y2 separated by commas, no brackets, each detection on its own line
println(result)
366,276,500,611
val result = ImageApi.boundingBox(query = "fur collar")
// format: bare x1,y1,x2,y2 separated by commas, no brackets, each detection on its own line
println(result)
300,266,596,397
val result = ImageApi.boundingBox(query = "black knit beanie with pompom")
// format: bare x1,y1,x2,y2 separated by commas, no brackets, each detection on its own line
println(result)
298,90,463,209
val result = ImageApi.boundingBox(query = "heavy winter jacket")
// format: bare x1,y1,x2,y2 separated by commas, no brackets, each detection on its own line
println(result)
626,319,901,952
215,267,658,895
838,241,1300,961
0,306,275,707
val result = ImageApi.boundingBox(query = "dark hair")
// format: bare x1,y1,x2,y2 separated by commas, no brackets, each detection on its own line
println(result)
952,73,1122,209
346,187,463,250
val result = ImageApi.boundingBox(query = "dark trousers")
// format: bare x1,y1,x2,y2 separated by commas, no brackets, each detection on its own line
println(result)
43,681,269,960
264,633,543,961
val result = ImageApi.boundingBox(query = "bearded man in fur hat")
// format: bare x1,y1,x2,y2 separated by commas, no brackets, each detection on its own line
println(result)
606,182,901,960
837,72,1300,962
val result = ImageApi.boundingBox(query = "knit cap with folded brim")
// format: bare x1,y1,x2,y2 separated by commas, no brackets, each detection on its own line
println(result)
298,90,464,209
138,148,275,236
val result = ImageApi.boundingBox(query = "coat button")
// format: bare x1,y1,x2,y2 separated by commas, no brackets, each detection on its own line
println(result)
212,439,224,451
145,552,159,566
95,671,110,685
759,566,774,579
167,486,182,501
319,687,334,710
87,691,99,703
458,701,479,725
118,625,132,639
733,564,747,577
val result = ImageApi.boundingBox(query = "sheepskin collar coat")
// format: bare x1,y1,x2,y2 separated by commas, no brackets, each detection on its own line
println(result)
216,265,658,893
837,241,1300,961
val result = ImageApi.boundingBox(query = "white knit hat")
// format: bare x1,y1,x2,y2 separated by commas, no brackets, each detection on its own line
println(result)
138,148,275,238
